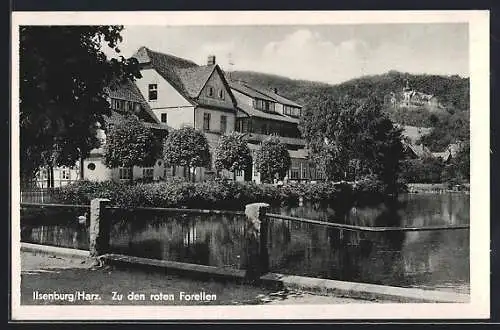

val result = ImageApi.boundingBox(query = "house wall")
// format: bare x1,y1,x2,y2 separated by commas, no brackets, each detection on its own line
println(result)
152,106,195,129
275,103,284,115
136,68,192,108
83,158,112,182
198,70,236,110
195,106,236,146
135,68,195,127
35,166,80,188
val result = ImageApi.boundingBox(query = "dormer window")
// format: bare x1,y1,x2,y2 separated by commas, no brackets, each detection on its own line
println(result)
254,98,275,112
148,84,158,101
284,105,302,117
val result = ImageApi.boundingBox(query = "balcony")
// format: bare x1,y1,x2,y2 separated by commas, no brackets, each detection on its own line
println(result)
242,132,306,147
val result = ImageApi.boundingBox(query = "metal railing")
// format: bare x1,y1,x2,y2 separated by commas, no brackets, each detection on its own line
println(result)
266,213,470,232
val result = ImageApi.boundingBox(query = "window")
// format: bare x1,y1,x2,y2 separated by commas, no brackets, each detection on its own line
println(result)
143,168,154,180
203,113,211,131
290,168,300,179
61,169,70,180
161,113,167,123
302,167,308,179
207,86,214,97
218,89,225,99
254,98,275,112
220,115,227,134
127,101,135,112
235,170,243,177
148,84,158,101
87,163,96,171
119,167,132,180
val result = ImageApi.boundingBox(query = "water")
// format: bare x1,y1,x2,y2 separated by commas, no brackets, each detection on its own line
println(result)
20,193,469,293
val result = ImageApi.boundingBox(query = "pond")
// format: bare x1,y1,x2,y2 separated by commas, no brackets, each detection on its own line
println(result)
20,193,469,294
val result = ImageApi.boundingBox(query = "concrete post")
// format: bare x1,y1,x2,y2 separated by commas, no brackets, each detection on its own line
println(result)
244,202,270,282
89,198,111,258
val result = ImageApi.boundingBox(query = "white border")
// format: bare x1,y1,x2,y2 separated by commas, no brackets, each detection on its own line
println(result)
11,10,490,320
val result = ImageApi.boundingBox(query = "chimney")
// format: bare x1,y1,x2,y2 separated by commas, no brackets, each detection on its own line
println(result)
207,55,216,66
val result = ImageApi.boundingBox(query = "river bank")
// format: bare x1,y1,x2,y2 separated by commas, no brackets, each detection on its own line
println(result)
406,183,470,194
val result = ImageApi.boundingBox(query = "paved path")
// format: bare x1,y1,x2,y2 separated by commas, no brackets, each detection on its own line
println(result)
20,251,370,305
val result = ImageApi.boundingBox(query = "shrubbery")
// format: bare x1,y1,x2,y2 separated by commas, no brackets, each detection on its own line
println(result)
51,177,389,210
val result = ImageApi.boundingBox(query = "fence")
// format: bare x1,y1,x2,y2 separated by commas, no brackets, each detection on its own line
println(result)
20,200,470,284
20,188,60,204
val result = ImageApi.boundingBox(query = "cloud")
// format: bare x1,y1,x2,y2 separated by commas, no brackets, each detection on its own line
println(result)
249,29,374,84
231,29,468,84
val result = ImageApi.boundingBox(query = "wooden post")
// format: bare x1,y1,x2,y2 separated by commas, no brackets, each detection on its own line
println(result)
89,198,111,258
244,202,270,282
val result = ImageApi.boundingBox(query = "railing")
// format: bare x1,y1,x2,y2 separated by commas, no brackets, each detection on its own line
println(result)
243,132,306,147
266,213,470,232
20,189,59,203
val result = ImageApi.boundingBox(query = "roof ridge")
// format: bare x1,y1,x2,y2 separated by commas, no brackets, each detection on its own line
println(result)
143,46,198,67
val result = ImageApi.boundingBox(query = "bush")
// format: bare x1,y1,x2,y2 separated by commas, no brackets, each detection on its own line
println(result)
53,179,366,210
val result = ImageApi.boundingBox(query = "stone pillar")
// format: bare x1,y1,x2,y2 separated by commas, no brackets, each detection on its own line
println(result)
89,198,111,258
244,202,270,282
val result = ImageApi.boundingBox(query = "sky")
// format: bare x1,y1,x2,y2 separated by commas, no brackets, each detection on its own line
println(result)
104,24,469,85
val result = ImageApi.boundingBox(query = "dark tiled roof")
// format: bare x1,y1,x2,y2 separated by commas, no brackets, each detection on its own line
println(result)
106,80,159,124
176,65,216,98
251,87,302,108
229,81,277,102
133,47,235,107
108,79,145,103
229,80,302,108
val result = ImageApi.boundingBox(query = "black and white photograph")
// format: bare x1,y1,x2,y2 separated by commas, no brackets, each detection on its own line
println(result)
11,11,490,320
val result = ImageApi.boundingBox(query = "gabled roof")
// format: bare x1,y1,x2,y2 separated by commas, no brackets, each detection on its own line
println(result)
229,81,277,102
402,141,433,159
229,80,302,108
251,87,302,108
132,47,237,109
432,151,451,161
176,65,217,97
107,79,159,124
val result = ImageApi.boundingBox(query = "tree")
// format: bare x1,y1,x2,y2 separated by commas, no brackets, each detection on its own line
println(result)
418,110,470,152
103,115,164,176
300,95,404,193
400,157,445,183
214,132,252,179
255,136,291,183
163,127,211,181
442,141,470,184
20,26,141,187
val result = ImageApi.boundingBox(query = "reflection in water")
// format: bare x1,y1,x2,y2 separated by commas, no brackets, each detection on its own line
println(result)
21,193,469,292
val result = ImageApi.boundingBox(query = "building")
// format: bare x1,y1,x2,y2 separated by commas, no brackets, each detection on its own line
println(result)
33,79,170,187
118,46,319,183
34,46,321,186
82,79,170,183
386,80,440,111
228,80,319,183
431,141,466,163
